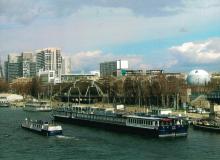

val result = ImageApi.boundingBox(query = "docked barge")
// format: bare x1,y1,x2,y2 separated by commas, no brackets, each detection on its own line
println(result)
21,118,63,136
53,106,188,138
193,119,220,132
23,100,52,112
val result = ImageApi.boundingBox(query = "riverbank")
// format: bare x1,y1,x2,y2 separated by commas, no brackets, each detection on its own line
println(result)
7,101,208,120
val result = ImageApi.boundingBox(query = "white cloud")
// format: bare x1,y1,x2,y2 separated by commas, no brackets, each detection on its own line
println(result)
0,0,184,25
170,38,220,64
0,0,44,24
1,2,219,54
69,50,147,72
1,1,220,72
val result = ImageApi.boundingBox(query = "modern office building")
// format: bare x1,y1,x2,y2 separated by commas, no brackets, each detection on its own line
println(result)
21,52,36,78
4,54,22,82
100,60,128,77
5,48,66,83
4,52,36,82
38,70,57,84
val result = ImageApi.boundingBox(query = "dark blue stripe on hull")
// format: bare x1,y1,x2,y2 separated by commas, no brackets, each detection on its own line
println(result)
41,129,63,136
21,126,62,136
158,125,188,137
54,116,158,137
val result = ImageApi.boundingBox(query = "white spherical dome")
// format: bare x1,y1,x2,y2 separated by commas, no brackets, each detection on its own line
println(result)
187,69,210,86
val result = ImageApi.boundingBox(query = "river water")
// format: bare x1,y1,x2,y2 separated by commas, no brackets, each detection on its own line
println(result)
0,108,220,160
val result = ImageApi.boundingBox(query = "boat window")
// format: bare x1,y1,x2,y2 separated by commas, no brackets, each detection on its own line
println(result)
139,119,142,124
176,120,180,125
152,121,155,126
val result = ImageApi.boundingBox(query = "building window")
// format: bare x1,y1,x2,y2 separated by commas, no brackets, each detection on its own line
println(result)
50,72,53,77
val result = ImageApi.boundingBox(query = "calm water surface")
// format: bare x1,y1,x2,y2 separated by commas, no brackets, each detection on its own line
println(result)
0,108,220,160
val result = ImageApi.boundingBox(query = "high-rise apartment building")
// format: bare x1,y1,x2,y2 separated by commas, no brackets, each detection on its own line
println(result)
62,56,71,74
100,60,128,77
36,48,63,83
36,48,62,75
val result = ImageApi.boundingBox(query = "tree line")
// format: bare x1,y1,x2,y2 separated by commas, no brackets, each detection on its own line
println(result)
0,73,219,107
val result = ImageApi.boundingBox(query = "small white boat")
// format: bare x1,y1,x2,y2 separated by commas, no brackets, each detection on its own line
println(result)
23,100,52,112
0,96,9,107
21,118,63,136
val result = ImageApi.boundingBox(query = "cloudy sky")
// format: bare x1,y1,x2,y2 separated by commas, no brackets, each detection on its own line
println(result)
1,0,220,73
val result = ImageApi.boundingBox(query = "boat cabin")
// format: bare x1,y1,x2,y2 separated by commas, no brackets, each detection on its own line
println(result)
126,115,186,129
126,115,160,128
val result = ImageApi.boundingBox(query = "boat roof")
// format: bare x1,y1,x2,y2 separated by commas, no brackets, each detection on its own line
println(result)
126,115,161,120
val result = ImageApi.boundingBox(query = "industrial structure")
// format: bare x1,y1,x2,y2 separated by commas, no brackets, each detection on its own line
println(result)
187,69,210,86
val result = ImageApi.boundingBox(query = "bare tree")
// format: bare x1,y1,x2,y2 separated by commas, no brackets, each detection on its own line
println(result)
0,80,9,92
